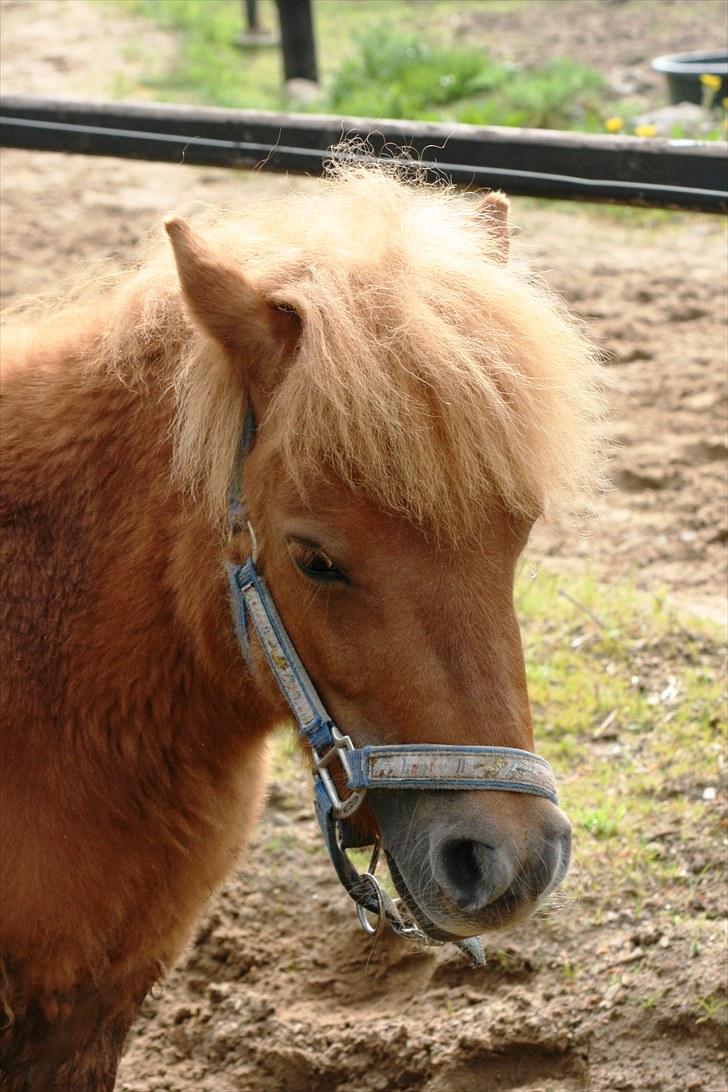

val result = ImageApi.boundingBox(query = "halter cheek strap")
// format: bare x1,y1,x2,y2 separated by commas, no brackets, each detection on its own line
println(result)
225,558,558,808
226,406,559,965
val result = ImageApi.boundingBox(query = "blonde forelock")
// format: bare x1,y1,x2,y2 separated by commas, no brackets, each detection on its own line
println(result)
5,161,605,537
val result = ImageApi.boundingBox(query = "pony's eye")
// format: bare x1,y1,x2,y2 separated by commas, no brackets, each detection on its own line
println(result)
287,539,348,584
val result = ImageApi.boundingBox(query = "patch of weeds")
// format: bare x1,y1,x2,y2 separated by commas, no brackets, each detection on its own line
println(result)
327,31,509,120
694,992,728,1024
516,567,726,908
457,59,605,130
263,830,299,853
482,947,541,977
581,805,625,840
493,947,511,970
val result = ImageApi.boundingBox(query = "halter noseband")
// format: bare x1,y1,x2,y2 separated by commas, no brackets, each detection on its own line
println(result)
225,407,558,965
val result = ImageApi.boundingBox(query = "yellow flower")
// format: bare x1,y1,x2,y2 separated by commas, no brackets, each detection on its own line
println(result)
722,96,728,110
605,116,623,133
634,124,657,138
700,73,722,90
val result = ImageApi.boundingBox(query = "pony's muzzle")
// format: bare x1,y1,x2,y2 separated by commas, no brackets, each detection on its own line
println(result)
373,789,572,936
431,812,572,915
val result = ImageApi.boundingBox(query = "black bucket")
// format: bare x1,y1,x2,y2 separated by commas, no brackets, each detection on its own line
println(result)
651,50,728,105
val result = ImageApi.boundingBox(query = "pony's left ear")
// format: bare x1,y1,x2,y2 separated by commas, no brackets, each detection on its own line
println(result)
476,191,510,262
164,217,300,386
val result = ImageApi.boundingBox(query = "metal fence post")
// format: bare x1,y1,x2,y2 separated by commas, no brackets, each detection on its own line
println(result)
276,0,318,84
244,0,260,32
236,0,279,48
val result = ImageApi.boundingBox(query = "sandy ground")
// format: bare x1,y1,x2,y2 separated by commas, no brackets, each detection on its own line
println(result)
1,3,727,1091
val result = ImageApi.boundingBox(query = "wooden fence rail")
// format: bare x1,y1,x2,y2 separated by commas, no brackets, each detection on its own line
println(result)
1,96,726,212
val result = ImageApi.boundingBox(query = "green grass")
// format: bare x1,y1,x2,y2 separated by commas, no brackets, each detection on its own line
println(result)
120,0,609,131
327,32,511,121
120,0,284,108
516,568,726,906
455,58,605,131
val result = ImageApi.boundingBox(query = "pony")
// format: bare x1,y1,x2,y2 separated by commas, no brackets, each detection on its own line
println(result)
0,160,603,1090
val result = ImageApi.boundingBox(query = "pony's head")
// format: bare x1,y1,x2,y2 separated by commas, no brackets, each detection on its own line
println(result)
165,165,603,938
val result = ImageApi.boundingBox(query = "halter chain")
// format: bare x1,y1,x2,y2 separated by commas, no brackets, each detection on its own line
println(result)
225,406,559,966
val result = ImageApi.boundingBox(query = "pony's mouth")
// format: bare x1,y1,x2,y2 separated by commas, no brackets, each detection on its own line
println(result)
385,851,466,942
385,840,568,940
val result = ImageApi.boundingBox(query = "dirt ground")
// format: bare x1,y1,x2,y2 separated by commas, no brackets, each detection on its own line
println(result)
1,3,727,1091
458,0,727,105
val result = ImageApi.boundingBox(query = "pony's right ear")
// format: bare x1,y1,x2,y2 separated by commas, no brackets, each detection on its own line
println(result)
475,191,510,262
164,217,300,383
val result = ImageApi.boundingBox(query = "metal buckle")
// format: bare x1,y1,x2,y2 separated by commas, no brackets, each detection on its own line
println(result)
313,725,367,819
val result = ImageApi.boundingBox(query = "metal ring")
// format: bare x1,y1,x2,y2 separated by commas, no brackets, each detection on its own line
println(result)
355,874,385,938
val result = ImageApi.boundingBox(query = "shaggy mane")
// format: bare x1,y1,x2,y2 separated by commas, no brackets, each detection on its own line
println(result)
4,161,606,537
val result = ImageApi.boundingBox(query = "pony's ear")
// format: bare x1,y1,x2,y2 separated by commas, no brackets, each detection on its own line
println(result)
475,191,510,262
164,217,300,384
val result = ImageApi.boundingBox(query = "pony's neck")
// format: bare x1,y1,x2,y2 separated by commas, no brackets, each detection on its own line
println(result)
3,311,275,758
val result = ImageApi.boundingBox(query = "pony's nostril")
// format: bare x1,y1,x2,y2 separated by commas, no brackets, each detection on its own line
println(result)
437,838,511,912
442,840,484,908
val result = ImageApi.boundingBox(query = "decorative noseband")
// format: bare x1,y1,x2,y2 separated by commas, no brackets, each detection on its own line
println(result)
226,408,559,964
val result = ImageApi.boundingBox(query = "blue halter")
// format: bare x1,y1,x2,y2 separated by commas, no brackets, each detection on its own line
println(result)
225,407,558,963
